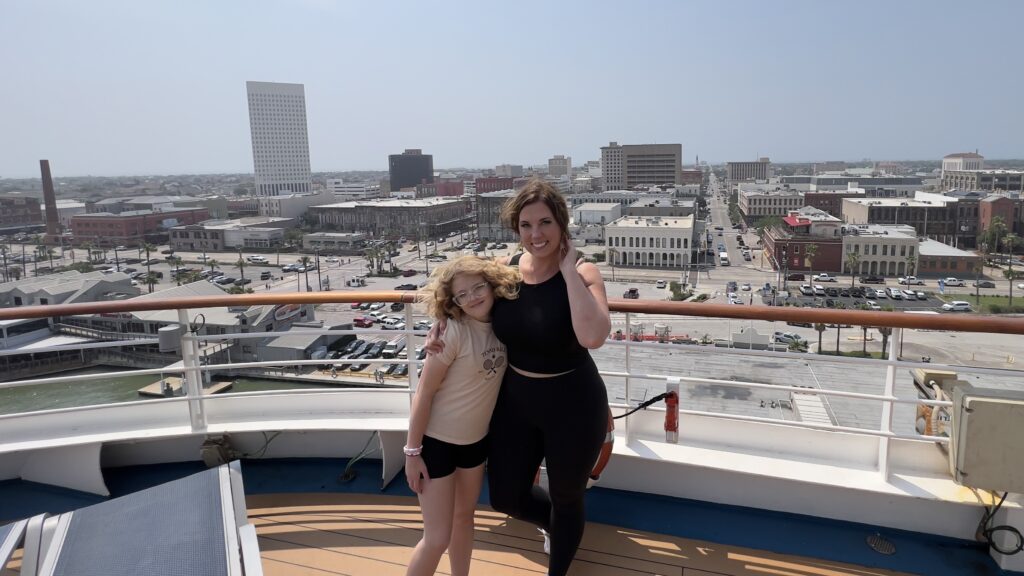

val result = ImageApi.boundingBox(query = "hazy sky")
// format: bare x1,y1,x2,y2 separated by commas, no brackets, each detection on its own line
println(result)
2,0,1022,178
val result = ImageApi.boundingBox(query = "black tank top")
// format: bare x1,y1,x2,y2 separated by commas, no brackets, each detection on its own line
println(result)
491,253,590,373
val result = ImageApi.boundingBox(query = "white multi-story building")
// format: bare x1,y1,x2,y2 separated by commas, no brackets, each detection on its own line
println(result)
246,81,312,214
737,183,804,222
941,152,984,178
605,215,696,269
841,224,918,277
258,193,331,220
325,180,383,201
548,155,572,178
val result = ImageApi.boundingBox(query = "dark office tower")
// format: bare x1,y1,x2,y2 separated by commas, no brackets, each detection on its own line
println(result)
388,149,433,192
40,159,60,239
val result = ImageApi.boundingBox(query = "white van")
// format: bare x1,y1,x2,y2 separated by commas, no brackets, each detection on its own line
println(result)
382,337,406,359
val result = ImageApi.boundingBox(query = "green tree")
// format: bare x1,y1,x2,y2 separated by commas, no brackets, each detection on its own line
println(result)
814,322,827,354
804,244,818,279
904,253,916,277
845,251,861,286
168,255,184,286
207,258,220,274
981,217,1008,261
607,247,619,282
144,271,159,293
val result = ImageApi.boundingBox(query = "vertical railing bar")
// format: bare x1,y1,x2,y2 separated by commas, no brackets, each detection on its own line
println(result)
879,327,900,480
623,311,632,441
177,308,207,431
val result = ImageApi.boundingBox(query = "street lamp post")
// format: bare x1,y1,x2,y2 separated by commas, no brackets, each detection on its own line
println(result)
315,248,322,291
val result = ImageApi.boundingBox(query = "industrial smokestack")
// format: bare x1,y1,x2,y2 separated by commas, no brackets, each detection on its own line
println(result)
40,159,60,240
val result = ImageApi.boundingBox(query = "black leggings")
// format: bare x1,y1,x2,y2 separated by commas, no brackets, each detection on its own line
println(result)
487,357,608,576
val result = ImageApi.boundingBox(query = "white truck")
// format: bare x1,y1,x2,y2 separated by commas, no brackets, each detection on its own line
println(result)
942,277,965,287
898,276,925,285
812,273,837,282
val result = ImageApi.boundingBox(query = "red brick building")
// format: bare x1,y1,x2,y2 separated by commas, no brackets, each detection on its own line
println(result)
0,195,43,231
435,180,465,197
70,208,209,247
763,209,845,273
475,177,515,194
979,195,1016,237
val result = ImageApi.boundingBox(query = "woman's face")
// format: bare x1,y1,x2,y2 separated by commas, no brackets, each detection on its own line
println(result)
517,201,562,260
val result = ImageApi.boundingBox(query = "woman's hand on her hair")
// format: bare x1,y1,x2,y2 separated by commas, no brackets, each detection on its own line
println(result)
559,237,584,274
424,317,448,355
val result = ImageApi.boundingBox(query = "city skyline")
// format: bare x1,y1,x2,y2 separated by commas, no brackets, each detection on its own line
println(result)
1,0,1023,178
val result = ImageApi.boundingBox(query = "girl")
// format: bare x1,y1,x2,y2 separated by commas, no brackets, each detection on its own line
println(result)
404,255,520,576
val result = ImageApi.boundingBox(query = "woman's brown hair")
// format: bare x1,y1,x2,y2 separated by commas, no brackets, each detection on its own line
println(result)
499,179,570,238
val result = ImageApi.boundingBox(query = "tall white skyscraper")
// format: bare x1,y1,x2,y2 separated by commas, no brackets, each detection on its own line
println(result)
246,81,312,214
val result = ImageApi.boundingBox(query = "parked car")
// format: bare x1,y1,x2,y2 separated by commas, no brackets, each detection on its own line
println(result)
887,287,903,299
390,302,405,312
773,332,806,345
655,280,667,289
973,280,996,288
353,316,374,328
623,287,640,299
941,301,972,312
160,249,174,255
897,276,924,285
865,300,882,310
859,275,885,284
916,291,927,300
395,283,417,290
799,284,814,296
812,273,837,282
901,289,916,299
234,278,252,286
943,277,965,287
401,269,417,277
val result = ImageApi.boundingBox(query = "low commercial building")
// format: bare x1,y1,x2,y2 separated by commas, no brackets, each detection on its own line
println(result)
737,184,804,222
89,195,228,219
605,215,696,269
840,224,918,277
70,208,210,247
573,203,621,226
842,192,959,243
309,196,472,240
476,190,518,242
916,239,981,277
625,198,694,218
302,232,369,253
325,180,383,201
258,192,331,220
942,170,1024,192
169,217,294,251
762,208,844,273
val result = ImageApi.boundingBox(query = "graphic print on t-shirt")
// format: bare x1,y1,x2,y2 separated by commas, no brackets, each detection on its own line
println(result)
482,346,506,379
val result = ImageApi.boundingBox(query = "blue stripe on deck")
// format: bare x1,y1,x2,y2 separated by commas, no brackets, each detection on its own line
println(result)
0,457,1014,575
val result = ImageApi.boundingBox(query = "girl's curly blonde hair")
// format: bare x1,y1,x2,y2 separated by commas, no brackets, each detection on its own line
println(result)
421,255,521,321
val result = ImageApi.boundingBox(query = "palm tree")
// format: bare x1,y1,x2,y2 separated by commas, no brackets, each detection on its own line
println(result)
1003,268,1021,307
607,247,619,282
814,322,827,355
207,258,219,274
168,255,184,285
46,248,56,272
878,326,893,357
861,325,869,357
299,255,312,291
235,257,247,283
981,216,1008,261
82,242,95,263
804,243,818,279
845,251,861,287
144,271,159,293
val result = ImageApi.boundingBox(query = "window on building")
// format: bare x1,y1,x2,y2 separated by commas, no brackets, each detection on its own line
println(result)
882,245,887,256
900,245,906,256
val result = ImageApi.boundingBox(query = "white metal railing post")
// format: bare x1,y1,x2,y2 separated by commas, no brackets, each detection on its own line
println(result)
878,327,901,480
177,309,207,431
404,305,418,396
623,312,632,440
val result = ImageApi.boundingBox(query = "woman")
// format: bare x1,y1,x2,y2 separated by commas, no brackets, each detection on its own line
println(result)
428,180,611,575
404,256,521,576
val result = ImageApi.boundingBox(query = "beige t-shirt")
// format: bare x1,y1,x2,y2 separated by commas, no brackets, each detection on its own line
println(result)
425,316,507,445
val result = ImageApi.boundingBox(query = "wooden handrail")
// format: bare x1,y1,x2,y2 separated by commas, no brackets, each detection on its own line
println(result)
1,292,1022,335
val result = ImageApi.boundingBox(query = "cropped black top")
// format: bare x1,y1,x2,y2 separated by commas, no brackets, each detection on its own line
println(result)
491,253,590,373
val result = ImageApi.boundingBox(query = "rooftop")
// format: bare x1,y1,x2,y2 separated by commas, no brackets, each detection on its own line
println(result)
606,215,694,229
311,197,467,209
918,238,978,257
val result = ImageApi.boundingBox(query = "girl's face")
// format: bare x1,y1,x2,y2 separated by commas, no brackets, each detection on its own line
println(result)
451,272,494,322
517,201,563,260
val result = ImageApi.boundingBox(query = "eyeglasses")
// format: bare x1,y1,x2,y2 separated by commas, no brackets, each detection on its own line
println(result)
453,282,490,307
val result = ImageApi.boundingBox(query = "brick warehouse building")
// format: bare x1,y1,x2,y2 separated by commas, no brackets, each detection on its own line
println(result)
0,195,44,233
70,208,209,247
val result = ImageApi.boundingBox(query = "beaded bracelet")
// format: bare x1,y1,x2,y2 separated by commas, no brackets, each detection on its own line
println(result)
403,445,423,457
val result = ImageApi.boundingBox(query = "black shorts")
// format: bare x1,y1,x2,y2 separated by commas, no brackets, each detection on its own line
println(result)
420,435,488,480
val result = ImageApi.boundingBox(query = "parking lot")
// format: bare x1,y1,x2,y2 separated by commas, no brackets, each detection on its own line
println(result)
762,283,944,311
